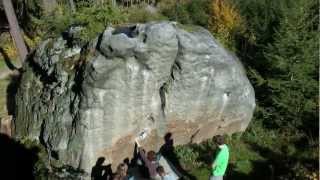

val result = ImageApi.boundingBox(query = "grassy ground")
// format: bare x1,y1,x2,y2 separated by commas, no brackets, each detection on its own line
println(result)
0,76,10,118
0,58,9,117
0,57,20,118
0,57,21,70
0,57,7,69
173,120,319,180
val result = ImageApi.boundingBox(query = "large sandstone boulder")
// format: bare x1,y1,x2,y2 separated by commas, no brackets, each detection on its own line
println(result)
14,22,255,174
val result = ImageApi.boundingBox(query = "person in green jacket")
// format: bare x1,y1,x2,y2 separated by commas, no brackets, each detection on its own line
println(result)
210,135,229,180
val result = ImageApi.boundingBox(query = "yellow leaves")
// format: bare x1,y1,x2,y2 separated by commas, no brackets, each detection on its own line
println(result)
209,0,244,47
24,34,42,50
0,32,42,60
212,0,240,29
2,46,17,59
1,34,17,59
305,172,319,180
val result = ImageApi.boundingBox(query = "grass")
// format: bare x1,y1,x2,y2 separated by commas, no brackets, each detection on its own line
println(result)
0,56,21,69
0,76,10,118
190,167,210,179
0,57,7,69
227,137,265,174
0,57,19,118
194,136,268,179
0,58,8,117
173,120,319,180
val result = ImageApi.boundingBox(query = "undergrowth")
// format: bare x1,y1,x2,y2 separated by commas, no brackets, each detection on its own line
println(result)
174,120,318,179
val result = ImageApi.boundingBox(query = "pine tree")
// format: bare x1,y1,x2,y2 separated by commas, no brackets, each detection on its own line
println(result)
263,0,318,135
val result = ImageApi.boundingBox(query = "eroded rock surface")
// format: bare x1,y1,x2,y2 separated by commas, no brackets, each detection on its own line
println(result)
14,22,255,174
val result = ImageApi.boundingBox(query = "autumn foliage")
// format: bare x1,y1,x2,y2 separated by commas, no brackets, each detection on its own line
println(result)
208,0,244,47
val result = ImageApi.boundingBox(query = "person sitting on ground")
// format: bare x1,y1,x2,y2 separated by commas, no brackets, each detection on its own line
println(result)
113,163,131,180
156,165,177,180
135,140,159,179
210,135,229,180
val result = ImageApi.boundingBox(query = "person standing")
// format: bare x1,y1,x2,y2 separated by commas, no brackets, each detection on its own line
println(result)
210,135,229,180
135,139,159,179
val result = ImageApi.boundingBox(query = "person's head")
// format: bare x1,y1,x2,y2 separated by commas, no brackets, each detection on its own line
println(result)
164,133,172,142
214,135,225,146
156,165,165,176
147,150,157,161
164,132,174,146
95,157,105,166
115,163,127,178
123,158,130,166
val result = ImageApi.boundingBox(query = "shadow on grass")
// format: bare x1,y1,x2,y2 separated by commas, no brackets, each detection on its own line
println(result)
246,141,318,179
225,160,272,180
190,137,319,179
189,140,274,180
6,72,21,116
0,45,22,118
159,132,197,180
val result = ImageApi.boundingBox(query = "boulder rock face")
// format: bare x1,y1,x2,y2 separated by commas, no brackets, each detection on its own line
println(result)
14,22,255,173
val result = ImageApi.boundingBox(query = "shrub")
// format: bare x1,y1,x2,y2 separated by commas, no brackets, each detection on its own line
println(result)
160,1,192,24
158,0,180,20
187,0,210,27
28,3,128,41
208,0,245,49
280,162,319,180
126,5,167,23
72,4,128,41
174,145,201,169
0,33,18,59
160,0,210,26
31,4,73,38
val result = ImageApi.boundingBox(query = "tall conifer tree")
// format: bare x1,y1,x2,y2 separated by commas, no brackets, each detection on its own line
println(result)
264,0,318,133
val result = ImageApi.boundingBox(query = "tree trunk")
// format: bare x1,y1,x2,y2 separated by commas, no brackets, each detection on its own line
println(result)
69,0,76,13
111,0,117,6
2,0,28,63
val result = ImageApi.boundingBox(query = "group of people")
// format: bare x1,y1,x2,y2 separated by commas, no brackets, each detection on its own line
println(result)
102,143,177,180
135,138,178,180
92,134,229,180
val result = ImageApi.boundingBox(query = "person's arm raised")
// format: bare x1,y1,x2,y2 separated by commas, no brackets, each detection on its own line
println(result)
135,138,148,163
135,138,141,148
